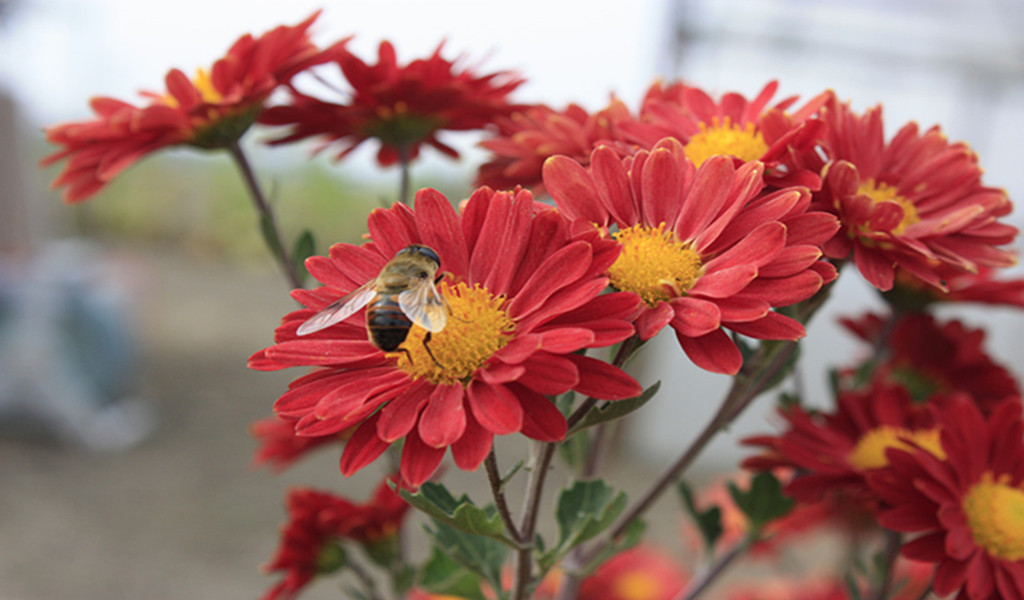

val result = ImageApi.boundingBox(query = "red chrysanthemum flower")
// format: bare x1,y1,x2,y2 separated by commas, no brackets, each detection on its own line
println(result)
249,187,642,486
866,398,1024,600
839,312,1020,414
41,12,332,203
542,137,839,374
619,80,829,190
743,382,946,506
250,414,352,471
576,546,689,600
262,477,409,600
475,99,636,194
814,94,1018,291
262,40,524,166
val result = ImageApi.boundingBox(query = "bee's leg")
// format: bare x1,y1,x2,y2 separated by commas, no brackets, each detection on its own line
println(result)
422,331,444,368
395,347,414,365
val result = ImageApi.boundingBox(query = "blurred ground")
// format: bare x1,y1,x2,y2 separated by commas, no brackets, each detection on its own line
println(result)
0,244,699,600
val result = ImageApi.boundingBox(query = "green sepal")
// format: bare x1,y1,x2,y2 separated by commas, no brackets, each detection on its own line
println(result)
727,471,794,535
400,482,516,546
566,381,661,436
538,479,627,571
677,479,723,555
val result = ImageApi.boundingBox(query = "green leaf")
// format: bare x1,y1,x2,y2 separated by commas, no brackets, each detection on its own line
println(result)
567,381,661,436
258,213,285,259
400,482,515,546
676,480,723,555
418,547,488,600
291,229,316,286
727,471,795,534
424,519,509,598
539,480,627,571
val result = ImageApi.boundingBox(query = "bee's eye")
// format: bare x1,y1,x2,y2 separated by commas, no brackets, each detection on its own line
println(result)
419,271,428,279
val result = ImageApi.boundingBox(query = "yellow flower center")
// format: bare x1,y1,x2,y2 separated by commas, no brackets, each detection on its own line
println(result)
847,426,946,470
963,472,1024,561
683,116,769,167
393,281,515,385
607,223,702,306
856,179,921,236
613,571,663,600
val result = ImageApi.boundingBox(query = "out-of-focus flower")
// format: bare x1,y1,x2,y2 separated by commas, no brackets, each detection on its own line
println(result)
42,12,331,203
814,94,1017,291
475,99,635,194
839,312,1020,414
577,546,689,600
249,188,641,486
867,397,1024,600
250,414,352,471
725,577,849,600
743,382,945,506
621,80,829,190
262,40,524,166
543,137,838,374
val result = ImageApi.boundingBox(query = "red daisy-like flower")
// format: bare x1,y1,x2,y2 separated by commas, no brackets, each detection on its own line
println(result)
814,94,1018,291
250,414,352,471
542,137,839,374
262,476,409,600
839,312,1020,414
41,12,332,203
619,80,830,190
249,187,642,486
576,546,689,600
475,99,636,194
866,397,1024,600
262,40,524,166
743,382,945,506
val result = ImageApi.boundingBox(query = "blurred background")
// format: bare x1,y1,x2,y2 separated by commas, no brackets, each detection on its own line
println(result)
1,0,1023,598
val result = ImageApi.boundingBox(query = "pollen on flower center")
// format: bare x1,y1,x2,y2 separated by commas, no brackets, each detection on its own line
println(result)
683,116,769,167
393,281,515,385
606,223,702,307
162,69,223,108
847,426,946,470
962,472,1024,561
857,179,921,236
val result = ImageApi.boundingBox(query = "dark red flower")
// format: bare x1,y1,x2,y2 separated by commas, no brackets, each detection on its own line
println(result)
543,137,838,374
475,99,636,194
250,414,351,471
250,187,641,486
883,265,1024,311
867,398,1024,600
42,12,331,203
262,40,524,166
814,94,1017,291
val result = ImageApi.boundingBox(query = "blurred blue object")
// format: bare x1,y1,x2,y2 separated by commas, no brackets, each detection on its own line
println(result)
0,240,154,450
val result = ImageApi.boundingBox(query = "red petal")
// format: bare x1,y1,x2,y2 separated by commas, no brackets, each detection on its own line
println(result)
414,188,470,277
669,297,721,337
418,384,467,448
400,428,446,487
689,264,758,299
376,380,432,442
566,354,642,400
676,328,743,375
590,145,637,225
543,155,609,225
538,327,597,353
451,410,493,471
265,339,380,367
636,302,674,340
339,414,391,476
506,241,593,319
703,222,786,272
933,557,969,597
513,383,567,441
467,381,524,435
726,312,805,340
516,353,579,396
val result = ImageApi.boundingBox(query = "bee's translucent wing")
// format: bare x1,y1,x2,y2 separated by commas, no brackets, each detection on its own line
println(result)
296,282,378,336
398,279,447,333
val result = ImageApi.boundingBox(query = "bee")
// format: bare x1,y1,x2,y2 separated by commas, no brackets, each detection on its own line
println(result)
296,244,447,365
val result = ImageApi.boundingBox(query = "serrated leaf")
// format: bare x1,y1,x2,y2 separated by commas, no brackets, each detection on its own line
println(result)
567,381,661,435
539,480,627,571
418,547,487,600
727,471,794,534
677,480,723,555
400,482,514,546
425,519,509,598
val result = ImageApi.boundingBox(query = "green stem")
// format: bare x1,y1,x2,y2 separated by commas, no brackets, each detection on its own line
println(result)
674,539,750,600
485,450,525,546
868,530,903,600
226,141,303,289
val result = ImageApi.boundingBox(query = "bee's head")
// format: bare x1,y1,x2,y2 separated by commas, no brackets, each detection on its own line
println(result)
399,245,441,269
